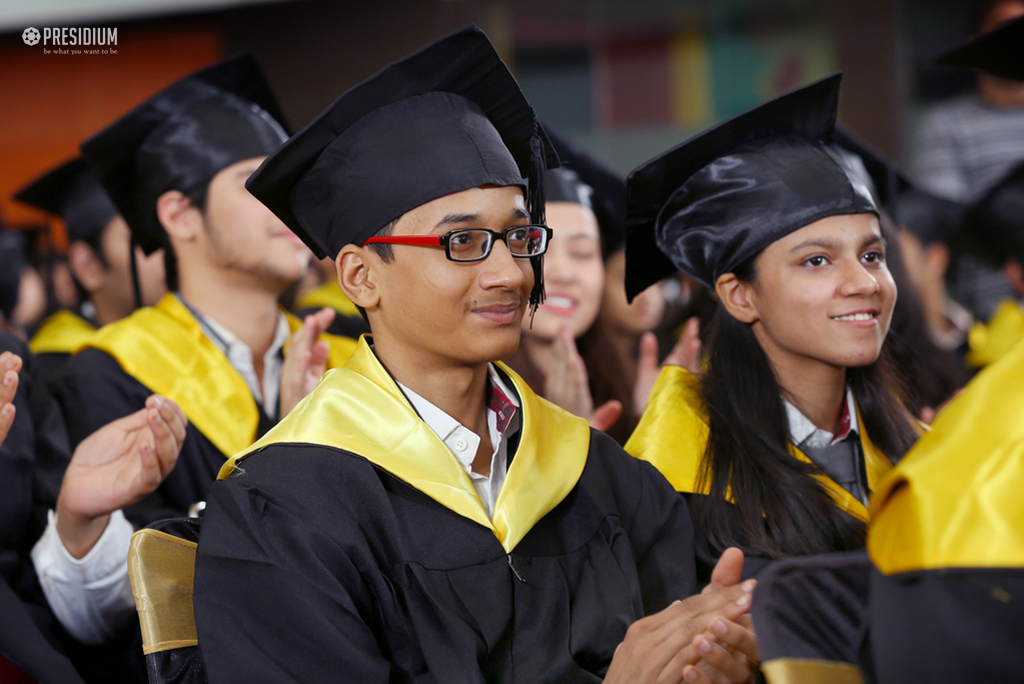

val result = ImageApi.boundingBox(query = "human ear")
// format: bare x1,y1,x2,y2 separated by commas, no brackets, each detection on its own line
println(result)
156,190,202,244
67,242,106,293
715,272,759,323
923,242,950,281
337,245,380,310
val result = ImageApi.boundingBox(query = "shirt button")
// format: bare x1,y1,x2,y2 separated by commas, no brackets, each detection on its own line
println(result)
454,437,469,452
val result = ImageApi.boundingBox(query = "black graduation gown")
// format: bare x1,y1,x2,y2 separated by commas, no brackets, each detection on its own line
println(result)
193,340,698,683
48,347,273,528
0,332,85,684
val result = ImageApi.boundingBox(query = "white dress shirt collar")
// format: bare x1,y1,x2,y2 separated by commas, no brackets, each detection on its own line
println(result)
398,365,520,519
783,387,858,450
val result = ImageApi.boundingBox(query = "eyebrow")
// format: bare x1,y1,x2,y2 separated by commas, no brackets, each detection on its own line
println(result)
789,232,885,253
434,207,530,229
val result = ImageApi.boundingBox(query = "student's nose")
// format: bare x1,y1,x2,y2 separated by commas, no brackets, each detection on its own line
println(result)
839,258,881,297
481,239,527,290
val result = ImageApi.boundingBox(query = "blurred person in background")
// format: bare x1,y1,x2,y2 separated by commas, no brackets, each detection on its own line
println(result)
504,162,618,428
34,54,355,673
911,0,1024,320
14,157,167,383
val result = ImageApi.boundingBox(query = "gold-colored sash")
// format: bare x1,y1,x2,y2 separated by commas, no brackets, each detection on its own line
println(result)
220,337,592,553
28,310,96,355
965,298,1024,368
626,366,893,523
84,294,357,457
870,338,1024,573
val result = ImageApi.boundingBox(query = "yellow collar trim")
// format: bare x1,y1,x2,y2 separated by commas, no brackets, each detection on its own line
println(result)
965,299,1024,368
29,310,96,355
220,337,591,553
85,294,356,457
626,365,894,523
295,280,360,318
869,339,1024,573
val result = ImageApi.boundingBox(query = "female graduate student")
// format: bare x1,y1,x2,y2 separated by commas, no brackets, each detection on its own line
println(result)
625,74,920,582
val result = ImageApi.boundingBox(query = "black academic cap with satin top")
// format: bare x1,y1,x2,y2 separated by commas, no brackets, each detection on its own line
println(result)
14,157,119,244
244,25,558,309
961,160,1024,265
624,73,878,299
80,52,291,255
545,129,627,258
934,14,1024,82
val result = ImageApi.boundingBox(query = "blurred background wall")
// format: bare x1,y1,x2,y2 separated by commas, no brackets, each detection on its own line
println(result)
0,0,991,241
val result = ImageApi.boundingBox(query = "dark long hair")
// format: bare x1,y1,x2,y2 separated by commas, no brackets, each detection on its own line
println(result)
692,257,920,559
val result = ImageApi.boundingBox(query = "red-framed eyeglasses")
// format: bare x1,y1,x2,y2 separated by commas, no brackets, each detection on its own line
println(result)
364,225,552,263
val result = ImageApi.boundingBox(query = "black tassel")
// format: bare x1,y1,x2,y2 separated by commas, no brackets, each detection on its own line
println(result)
129,231,143,310
527,133,547,316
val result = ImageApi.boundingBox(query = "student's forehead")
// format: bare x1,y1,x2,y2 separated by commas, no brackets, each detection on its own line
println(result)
394,185,526,233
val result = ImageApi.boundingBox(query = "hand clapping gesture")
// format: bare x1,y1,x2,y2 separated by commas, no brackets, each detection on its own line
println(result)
0,351,21,447
56,395,188,558
280,307,337,417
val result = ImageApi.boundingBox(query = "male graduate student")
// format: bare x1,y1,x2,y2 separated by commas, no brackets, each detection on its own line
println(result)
14,157,166,382
193,27,758,684
33,53,357,647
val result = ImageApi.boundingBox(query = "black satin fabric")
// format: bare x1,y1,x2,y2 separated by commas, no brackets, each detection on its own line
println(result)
245,26,559,262
751,550,873,666
625,74,883,298
545,167,594,207
81,53,290,255
15,158,118,243
653,134,876,289
290,92,526,259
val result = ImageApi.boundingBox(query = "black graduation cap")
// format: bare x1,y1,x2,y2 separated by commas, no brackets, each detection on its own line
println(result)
244,25,559,306
625,73,877,298
934,14,1024,82
546,129,627,258
80,52,291,255
961,160,1024,265
14,157,119,244
831,127,910,221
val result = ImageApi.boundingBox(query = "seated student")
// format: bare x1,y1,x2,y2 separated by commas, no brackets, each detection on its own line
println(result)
503,160,614,426
957,161,1024,368
15,157,166,383
624,74,920,583
0,340,186,684
547,133,698,445
193,26,759,684
35,53,357,648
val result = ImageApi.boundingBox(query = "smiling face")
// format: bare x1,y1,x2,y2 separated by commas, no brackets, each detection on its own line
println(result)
200,157,312,292
356,184,535,369
736,212,896,376
523,201,604,341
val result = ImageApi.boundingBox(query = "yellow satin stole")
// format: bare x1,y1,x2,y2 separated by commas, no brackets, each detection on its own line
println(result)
965,298,1024,368
626,365,894,524
83,293,358,458
869,337,1024,574
295,280,361,318
220,337,592,553
29,310,96,355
